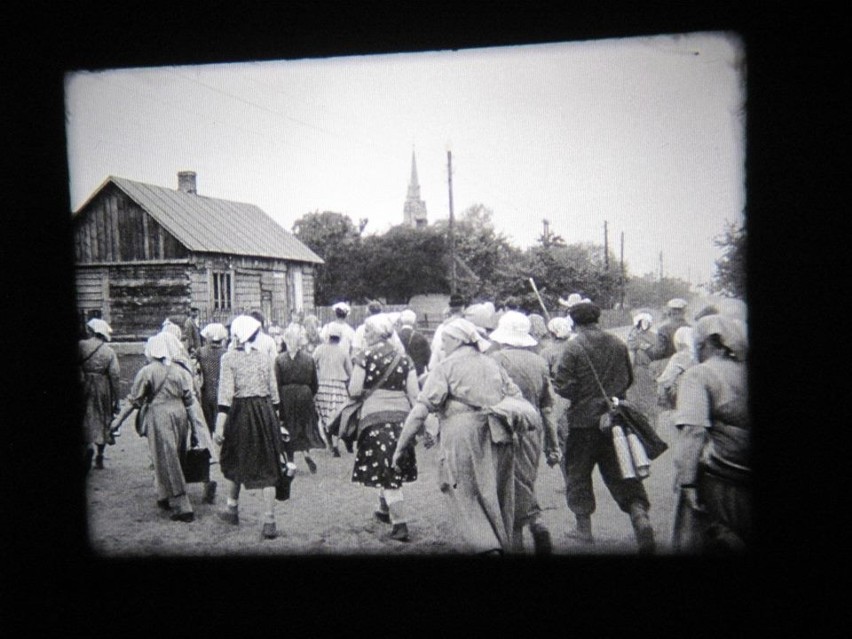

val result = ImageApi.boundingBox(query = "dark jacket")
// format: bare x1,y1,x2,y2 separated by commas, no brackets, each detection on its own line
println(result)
553,325,633,429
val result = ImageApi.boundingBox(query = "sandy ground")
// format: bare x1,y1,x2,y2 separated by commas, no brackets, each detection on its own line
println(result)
86,412,680,558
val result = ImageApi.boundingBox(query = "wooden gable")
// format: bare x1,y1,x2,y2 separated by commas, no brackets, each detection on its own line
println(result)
73,183,188,263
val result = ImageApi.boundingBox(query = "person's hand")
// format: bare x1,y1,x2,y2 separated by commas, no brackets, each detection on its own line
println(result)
680,486,705,512
546,451,562,467
422,431,436,449
391,448,403,471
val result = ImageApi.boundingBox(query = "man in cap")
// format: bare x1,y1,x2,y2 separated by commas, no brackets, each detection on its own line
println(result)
183,307,203,357
427,292,468,372
646,298,691,363
397,309,431,378
320,302,356,356
553,302,656,554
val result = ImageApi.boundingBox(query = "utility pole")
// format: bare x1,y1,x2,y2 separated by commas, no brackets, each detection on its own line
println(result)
620,231,625,309
542,218,550,245
659,251,664,306
447,149,457,294
604,221,609,271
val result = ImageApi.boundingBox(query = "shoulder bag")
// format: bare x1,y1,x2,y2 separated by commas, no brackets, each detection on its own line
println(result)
329,350,404,448
576,340,668,461
135,369,170,437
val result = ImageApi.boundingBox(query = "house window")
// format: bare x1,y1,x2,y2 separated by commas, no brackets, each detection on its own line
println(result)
213,272,232,311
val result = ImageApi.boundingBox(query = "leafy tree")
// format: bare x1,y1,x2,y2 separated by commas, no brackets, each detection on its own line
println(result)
625,272,692,309
710,221,746,298
359,225,450,304
433,204,521,300
292,211,364,305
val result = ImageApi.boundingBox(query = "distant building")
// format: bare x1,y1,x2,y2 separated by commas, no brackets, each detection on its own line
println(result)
72,171,324,340
403,149,428,228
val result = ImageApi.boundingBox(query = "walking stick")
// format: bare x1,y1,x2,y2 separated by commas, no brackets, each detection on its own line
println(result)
528,278,552,321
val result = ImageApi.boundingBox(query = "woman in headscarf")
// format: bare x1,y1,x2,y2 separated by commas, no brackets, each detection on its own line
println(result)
626,310,660,431
349,313,420,542
158,325,218,504
213,315,287,540
301,314,323,356
671,315,749,553
488,311,562,554
527,313,549,354
275,324,323,474
197,323,228,433
312,323,353,457
392,318,524,554
540,316,574,490
79,318,120,472
656,326,697,429
110,333,204,521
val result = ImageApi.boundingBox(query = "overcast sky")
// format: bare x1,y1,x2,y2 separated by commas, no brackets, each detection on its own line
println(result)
65,30,745,287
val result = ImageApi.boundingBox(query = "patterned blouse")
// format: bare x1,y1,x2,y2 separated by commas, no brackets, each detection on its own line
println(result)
353,340,411,391
217,347,280,407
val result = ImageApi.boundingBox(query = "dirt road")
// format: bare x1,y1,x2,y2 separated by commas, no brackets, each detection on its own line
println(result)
86,414,679,557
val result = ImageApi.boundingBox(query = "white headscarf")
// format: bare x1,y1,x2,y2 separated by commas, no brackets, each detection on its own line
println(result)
87,318,112,341
399,309,417,326
201,322,228,342
162,322,183,339
365,313,396,340
144,333,172,364
633,311,654,330
230,315,262,352
547,316,573,340
442,318,491,352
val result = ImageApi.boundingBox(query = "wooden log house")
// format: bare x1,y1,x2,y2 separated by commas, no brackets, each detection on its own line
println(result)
72,171,323,340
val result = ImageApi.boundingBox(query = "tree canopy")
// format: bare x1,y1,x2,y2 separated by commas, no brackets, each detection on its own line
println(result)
292,206,723,311
710,221,746,298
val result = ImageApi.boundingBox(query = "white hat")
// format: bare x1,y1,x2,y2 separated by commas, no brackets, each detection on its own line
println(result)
633,311,654,328
201,322,228,342
326,323,344,338
399,309,417,326
87,318,112,341
230,315,262,345
558,293,584,308
667,298,688,310
489,311,537,347
464,302,497,331
547,317,573,339
332,302,351,314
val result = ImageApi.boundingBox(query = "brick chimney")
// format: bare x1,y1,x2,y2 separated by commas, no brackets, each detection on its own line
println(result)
177,171,197,194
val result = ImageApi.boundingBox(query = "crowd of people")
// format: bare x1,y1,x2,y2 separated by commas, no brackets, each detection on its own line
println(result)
80,292,750,554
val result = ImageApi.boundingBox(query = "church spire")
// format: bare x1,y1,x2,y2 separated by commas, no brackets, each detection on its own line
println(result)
403,147,428,228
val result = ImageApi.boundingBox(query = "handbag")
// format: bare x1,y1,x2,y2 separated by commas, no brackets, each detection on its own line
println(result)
134,369,170,437
181,447,211,483
329,351,404,447
576,340,668,461
275,458,294,501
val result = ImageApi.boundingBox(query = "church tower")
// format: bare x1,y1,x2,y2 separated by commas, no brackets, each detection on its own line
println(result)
403,149,428,228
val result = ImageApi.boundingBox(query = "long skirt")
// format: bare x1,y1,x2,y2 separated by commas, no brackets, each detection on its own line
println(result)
351,419,417,489
672,470,751,553
82,372,114,446
513,425,543,528
439,411,515,553
220,396,284,489
279,384,324,452
314,379,349,428
145,399,190,499
626,363,659,429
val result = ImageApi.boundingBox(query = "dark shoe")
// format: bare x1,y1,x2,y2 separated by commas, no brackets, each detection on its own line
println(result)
390,523,409,541
567,514,594,544
106,432,116,446
374,510,391,524
171,511,195,523
218,507,239,526
94,456,104,470
202,481,217,504
331,446,341,458
531,524,553,555
305,456,317,474
156,498,172,511
261,522,278,539
629,504,656,555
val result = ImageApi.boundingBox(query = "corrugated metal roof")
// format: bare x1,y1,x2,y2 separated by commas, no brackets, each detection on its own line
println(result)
78,176,323,264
